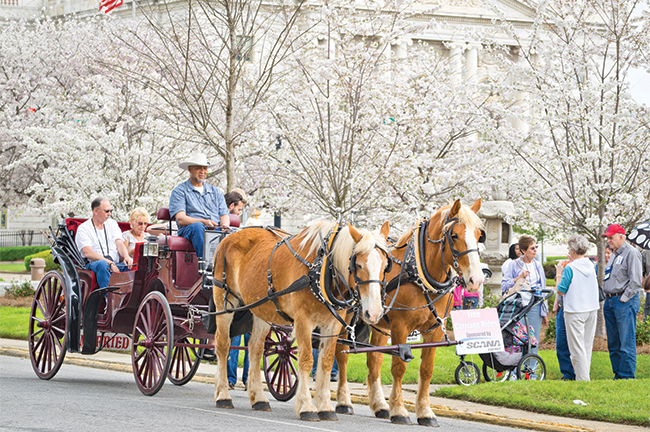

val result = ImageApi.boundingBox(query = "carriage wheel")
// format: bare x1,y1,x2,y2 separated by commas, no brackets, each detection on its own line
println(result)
131,291,174,396
263,326,298,401
28,271,68,380
482,360,510,383
168,337,204,386
454,361,480,386
516,353,546,381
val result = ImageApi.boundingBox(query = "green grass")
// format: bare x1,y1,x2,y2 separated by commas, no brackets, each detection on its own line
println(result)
0,263,28,272
344,346,650,384
435,379,650,426
0,306,31,339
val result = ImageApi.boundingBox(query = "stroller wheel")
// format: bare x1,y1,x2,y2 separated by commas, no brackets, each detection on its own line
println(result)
454,361,480,386
516,353,546,381
482,362,511,382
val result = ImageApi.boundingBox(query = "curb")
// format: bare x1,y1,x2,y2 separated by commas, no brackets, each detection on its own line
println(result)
1,347,591,432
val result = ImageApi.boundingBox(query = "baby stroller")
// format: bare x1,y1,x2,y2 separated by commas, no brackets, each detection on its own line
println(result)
480,289,552,382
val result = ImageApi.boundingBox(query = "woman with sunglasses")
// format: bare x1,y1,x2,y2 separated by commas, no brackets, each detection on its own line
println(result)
501,235,549,356
122,207,151,258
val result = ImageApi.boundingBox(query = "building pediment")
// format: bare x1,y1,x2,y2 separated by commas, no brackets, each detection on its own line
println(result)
414,0,537,23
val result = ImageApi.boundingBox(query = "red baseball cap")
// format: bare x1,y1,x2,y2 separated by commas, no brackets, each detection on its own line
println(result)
602,224,626,237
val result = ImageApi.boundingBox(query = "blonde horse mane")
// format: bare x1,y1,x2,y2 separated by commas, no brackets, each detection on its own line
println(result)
439,201,484,232
393,201,483,249
299,221,388,280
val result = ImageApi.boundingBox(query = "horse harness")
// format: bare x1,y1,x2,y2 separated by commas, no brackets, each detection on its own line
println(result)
382,216,481,336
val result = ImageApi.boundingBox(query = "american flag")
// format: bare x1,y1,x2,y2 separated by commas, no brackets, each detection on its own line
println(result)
99,0,123,14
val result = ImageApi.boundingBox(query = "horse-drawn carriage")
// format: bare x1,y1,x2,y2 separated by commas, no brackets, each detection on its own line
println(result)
28,208,300,399
29,198,496,425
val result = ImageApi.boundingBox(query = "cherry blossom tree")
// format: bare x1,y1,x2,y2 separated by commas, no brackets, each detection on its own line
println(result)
487,0,650,335
106,0,310,192
259,0,496,225
1,19,190,220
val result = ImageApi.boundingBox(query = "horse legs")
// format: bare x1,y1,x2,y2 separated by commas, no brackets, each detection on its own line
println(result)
247,317,272,411
214,312,235,409
388,326,411,424
415,330,441,427
367,331,390,418
292,316,319,421
335,343,353,415
313,321,341,421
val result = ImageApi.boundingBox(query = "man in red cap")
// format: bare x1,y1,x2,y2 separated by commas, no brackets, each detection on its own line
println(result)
602,223,642,379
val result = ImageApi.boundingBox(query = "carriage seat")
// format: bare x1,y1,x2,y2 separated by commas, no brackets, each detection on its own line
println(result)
65,218,131,238
155,208,240,252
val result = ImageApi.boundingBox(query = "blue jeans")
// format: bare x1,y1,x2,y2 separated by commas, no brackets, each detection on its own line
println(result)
526,303,543,356
178,222,206,259
555,307,576,380
311,348,338,378
228,333,250,386
86,260,128,289
462,296,479,310
604,293,640,379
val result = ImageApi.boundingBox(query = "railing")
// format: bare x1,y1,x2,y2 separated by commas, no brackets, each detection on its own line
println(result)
1,0,22,6
0,230,49,247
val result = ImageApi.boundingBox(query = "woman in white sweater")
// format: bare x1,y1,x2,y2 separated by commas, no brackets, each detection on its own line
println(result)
555,234,599,381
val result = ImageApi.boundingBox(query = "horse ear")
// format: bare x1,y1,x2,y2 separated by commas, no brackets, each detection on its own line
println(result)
471,198,482,214
348,223,363,243
449,199,462,218
379,221,390,240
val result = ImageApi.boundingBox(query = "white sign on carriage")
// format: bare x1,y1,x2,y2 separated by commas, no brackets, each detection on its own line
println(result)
451,308,504,356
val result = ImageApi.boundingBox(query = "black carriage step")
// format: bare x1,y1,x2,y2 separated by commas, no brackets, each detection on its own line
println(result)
81,286,120,354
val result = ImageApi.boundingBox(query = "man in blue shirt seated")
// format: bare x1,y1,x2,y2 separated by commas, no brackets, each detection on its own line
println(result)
169,153,230,261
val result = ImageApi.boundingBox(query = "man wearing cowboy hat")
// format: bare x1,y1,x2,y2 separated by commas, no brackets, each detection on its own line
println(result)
169,153,229,260
602,223,642,379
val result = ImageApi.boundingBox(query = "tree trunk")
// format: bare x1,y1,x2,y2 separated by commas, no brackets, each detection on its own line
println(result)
595,235,607,338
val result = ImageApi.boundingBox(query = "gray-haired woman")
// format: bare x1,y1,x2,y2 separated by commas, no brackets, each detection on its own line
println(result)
555,234,599,381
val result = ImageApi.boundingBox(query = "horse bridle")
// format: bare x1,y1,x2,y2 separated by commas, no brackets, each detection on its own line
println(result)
347,246,392,297
424,216,484,278
327,245,392,310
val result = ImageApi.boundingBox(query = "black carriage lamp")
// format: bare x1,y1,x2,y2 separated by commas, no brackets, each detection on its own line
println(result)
143,235,159,257
143,235,160,272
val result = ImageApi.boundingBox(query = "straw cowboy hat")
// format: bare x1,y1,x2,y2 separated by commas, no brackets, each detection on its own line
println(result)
179,153,211,170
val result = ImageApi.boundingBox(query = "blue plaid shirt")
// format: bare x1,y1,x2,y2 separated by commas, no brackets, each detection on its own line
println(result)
169,179,228,222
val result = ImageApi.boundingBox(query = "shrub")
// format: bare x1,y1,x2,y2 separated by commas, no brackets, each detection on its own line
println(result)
543,260,559,279
0,245,50,261
544,315,557,344
23,249,60,272
482,286,501,309
637,316,650,346
4,281,35,298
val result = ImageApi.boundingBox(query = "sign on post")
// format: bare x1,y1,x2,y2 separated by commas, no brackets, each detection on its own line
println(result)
450,308,503,355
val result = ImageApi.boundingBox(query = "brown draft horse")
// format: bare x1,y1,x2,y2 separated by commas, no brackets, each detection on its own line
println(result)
211,221,390,421
334,199,484,426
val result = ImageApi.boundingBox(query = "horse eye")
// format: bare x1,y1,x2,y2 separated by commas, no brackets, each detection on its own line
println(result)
451,233,459,240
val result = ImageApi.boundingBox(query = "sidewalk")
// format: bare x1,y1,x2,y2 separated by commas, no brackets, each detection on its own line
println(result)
0,338,644,432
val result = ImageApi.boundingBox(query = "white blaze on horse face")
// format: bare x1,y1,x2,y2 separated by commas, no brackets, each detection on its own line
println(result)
464,227,484,292
361,249,385,325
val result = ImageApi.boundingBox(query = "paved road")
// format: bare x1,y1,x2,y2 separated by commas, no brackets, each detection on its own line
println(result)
0,355,525,432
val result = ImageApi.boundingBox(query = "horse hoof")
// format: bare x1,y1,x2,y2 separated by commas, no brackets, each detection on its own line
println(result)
215,399,234,409
299,412,320,421
318,411,339,421
375,409,390,419
252,402,272,412
418,417,440,427
335,405,354,415
391,416,412,425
